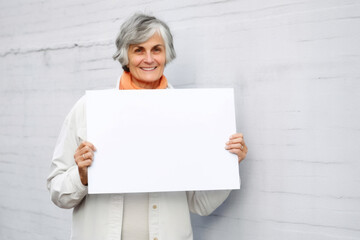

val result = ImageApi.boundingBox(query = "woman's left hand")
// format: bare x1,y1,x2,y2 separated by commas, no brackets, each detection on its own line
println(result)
225,133,248,163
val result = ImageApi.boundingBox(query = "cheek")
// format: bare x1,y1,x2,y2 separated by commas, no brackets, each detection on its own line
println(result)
156,55,166,67
128,56,142,67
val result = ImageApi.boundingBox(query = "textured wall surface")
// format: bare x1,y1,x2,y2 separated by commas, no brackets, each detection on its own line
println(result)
1,0,360,239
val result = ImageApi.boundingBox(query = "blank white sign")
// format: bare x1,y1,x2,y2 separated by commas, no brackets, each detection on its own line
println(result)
86,88,240,194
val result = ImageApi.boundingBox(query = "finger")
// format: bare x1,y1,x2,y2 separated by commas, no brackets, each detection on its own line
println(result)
75,156,82,165
76,141,96,152
75,146,94,158
227,137,244,144
75,152,94,165
238,154,247,163
75,155,87,165
243,144,249,153
77,159,93,168
75,142,88,153
225,143,242,150
229,148,247,157
230,133,243,140
229,148,241,155
83,141,96,151
83,151,94,160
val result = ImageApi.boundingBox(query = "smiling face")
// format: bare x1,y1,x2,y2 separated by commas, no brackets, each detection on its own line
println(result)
127,33,166,89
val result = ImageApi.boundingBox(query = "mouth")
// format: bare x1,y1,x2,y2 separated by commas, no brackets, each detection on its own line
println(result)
140,67,157,71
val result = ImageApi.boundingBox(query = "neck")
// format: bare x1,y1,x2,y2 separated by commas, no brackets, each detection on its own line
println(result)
119,72,168,90
131,77,161,89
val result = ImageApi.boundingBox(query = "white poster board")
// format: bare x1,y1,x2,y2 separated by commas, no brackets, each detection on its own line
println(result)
86,88,240,194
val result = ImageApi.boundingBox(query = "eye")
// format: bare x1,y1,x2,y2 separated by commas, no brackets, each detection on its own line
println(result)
153,46,162,53
134,48,143,53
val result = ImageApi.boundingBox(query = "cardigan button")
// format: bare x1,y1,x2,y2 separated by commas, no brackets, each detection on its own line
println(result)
154,238,158,240
152,205,157,209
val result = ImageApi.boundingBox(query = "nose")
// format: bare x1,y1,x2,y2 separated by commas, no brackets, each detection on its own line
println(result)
144,51,154,64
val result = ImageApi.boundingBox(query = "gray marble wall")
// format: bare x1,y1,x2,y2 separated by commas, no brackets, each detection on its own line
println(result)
1,0,359,239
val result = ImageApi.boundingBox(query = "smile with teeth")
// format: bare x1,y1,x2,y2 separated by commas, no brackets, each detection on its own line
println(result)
140,67,157,71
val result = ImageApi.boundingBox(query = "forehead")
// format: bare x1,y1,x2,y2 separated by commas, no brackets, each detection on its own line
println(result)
131,33,165,47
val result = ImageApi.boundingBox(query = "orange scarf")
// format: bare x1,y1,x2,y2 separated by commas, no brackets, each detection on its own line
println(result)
119,71,168,90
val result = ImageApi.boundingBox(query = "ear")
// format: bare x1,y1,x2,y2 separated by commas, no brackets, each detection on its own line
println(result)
122,65,130,72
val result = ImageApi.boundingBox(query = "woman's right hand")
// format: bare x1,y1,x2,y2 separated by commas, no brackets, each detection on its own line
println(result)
74,141,96,186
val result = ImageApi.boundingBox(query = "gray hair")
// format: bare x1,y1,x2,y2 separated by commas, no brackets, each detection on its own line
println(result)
113,13,176,72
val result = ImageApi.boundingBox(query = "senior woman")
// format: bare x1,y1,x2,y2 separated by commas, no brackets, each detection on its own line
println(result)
47,13,248,240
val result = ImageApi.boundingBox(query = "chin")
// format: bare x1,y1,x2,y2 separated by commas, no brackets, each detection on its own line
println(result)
141,75,162,82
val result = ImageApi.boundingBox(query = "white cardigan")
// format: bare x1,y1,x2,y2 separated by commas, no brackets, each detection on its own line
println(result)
47,81,233,240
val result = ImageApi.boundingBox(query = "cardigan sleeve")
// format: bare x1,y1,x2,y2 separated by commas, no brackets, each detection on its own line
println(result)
47,96,88,209
186,190,232,216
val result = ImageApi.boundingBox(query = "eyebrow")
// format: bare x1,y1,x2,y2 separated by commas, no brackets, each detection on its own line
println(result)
132,44,164,49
